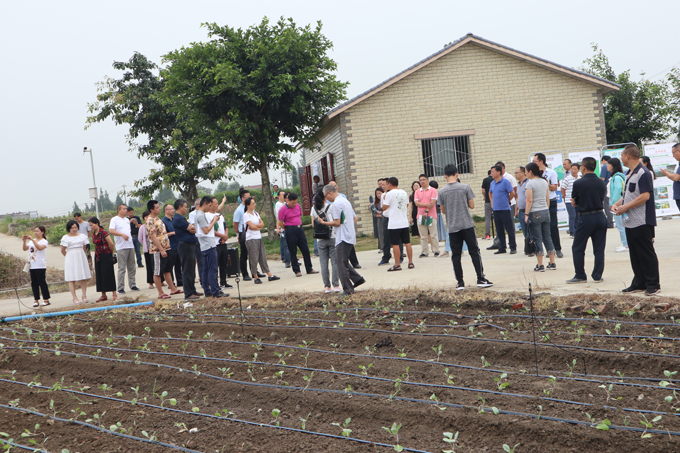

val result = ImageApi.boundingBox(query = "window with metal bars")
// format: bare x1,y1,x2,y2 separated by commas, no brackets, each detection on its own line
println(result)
421,135,472,177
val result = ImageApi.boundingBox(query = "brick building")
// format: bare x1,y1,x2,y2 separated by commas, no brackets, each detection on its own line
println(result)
300,34,619,235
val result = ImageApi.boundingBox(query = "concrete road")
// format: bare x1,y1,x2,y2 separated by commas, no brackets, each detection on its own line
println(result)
1,218,678,318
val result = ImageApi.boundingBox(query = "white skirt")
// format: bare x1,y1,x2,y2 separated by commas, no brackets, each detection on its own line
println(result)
64,249,92,282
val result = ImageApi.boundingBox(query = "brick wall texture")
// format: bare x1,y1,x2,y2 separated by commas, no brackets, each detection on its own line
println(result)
303,42,608,236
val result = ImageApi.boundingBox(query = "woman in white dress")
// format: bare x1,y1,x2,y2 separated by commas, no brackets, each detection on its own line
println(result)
61,220,92,304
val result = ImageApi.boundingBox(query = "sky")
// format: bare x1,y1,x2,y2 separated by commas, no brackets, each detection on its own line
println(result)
1,0,677,217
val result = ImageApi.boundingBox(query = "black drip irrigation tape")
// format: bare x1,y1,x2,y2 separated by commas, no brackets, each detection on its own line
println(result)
0,439,49,452
2,328,677,387
3,340,680,418
2,362,679,440
73,317,680,360
0,378,433,453
0,403,202,452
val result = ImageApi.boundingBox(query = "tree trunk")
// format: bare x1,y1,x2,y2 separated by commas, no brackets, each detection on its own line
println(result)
259,159,276,242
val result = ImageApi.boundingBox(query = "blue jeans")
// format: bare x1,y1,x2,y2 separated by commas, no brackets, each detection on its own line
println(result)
314,239,319,255
280,234,291,263
132,236,143,265
565,203,577,236
200,247,220,296
529,210,554,257
614,214,627,247
518,209,527,238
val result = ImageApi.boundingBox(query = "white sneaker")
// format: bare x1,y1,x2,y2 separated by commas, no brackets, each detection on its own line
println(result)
333,286,342,293
615,246,629,253
324,287,331,294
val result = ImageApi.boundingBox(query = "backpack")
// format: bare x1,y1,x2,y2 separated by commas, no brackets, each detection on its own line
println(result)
313,205,332,239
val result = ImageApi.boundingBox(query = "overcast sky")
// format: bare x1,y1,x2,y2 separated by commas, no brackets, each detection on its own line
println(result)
1,0,677,217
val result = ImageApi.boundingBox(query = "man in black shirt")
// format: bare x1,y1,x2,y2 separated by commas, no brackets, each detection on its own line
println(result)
127,206,144,267
566,157,607,284
480,170,493,239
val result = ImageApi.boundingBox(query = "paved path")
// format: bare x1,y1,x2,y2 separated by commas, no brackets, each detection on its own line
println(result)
1,218,678,319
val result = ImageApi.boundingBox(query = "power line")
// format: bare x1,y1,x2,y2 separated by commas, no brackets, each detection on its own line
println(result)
645,60,680,81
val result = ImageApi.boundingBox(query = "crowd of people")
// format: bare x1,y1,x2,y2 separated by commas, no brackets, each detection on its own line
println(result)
20,142,679,306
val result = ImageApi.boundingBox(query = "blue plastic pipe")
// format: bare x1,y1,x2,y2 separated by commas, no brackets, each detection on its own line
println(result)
0,301,154,323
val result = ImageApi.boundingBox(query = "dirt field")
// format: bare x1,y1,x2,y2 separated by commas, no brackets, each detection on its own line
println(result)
1,290,679,452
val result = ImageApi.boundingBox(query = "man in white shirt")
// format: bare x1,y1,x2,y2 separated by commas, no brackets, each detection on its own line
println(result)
109,203,139,293
382,177,414,271
274,191,291,267
209,196,232,289
378,178,403,266
561,163,580,237
533,153,563,258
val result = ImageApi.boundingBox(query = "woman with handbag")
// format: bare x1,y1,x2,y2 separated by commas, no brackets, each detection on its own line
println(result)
60,220,92,304
608,158,628,252
88,217,117,303
243,197,280,284
524,162,556,272
138,210,156,289
22,226,50,308
311,188,340,293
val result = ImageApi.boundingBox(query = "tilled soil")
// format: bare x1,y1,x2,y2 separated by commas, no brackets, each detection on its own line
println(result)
0,290,679,452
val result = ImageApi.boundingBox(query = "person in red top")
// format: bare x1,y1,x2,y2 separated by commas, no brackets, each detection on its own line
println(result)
88,217,117,303
276,192,319,277
414,174,440,257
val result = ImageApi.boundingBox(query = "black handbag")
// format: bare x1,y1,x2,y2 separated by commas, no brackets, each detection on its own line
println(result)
523,217,536,255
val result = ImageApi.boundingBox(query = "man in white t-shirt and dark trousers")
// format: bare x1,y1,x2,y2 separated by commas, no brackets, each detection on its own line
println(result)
381,177,414,271
533,153,563,258
318,184,365,296
195,196,228,298
438,164,493,290
109,203,140,294
209,196,232,290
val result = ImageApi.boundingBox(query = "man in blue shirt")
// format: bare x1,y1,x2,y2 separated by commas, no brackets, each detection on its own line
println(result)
660,143,680,212
488,165,517,254
162,204,183,288
600,155,614,228
173,199,201,300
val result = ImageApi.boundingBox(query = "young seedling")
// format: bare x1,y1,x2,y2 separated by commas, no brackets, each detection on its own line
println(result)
442,431,459,453
566,359,577,377
331,418,352,437
431,344,443,362
429,393,447,411
397,348,407,358
481,356,491,368
382,422,403,451
299,412,311,430
598,384,621,402
302,372,314,391
503,443,521,452
494,372,509,391
639,414,662,438
542,376,556,396
271,409,281,426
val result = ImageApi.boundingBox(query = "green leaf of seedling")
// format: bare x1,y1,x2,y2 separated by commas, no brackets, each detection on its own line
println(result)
394,445,403,452
596,419,611,430
169,398,177,406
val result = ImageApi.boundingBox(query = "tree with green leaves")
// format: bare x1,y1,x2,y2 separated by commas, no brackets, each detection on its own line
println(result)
72,202,82,216
160,17,348,238
156,185,176,203
114,193,124,207
582,44,680,145
86,52,232,203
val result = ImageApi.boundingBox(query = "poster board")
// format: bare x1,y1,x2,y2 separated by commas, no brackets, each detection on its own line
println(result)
543,153,569,228
568,149,602,177
644,143,679,217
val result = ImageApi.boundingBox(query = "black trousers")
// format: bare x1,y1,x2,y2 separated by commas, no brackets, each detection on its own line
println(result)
166,250,183,287
336,241,363,295
449,227,484,283
571,213,606,281
492,209,516,252
285,226,313,274
178,242,197,298
549,199,562,252
239,237,250,277
625,225,660,291
216,243,229,286
30,268,50,301
349,246,360,267
381,216,403,262
143,252,154,284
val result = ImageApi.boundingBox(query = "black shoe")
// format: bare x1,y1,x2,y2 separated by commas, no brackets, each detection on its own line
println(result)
534,265,545,272
456,281,465,291
222,283,234,289
285,263,291,268
546,263,556,271
434,252,440,257
644,288,661,296
353,278,366,289
353,264,362,269
254,278,263,284
117,289,126,294
130,286,141,291
486,245,499,250
566,278,587,284
268,275,280,282
622,286,645,293
243,275,252,281
476,279,493,288
493,250,506,255
509,249,517,255
257,272,266,278
378,260,390,266
215,291,229,298
138,264,144,268
556,250,564,258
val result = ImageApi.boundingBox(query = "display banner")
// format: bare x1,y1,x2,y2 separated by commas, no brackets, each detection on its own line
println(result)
544,153,568,227
644,143,679,217
568,149,602,177
604,148,628,173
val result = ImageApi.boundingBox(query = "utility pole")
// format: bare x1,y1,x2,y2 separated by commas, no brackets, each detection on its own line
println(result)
121,184,128,205
83,147,99,220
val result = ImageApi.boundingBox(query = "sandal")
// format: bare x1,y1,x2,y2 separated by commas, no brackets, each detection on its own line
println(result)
33,301,39,308
158,294,171,299
96,296,108,303
73,299,82,305
170,289,184,295
408,263,415,269
387,266,402,272
41,300,50,306
82,298,89,304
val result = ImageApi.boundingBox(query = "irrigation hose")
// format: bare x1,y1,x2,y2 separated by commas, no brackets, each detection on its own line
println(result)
0,439,49,452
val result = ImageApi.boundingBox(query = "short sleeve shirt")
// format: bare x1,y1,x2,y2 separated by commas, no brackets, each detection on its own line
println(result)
129,215,141,236
331,196,356,245
109,216,133,250
92,228,112,258
516,179,528,210
560,174,578,202
674,164,680,200
623,163,656,228
77,220,91,237
541,168,559,200
161,216,178,250
194,210,216,251
481,176,493,203
414,187,438,219
242,212,262,241
278,203,303,226
489,178,513,211
145,216,170,253
233,204,246,232
437,182,475,233
383,189,409,229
